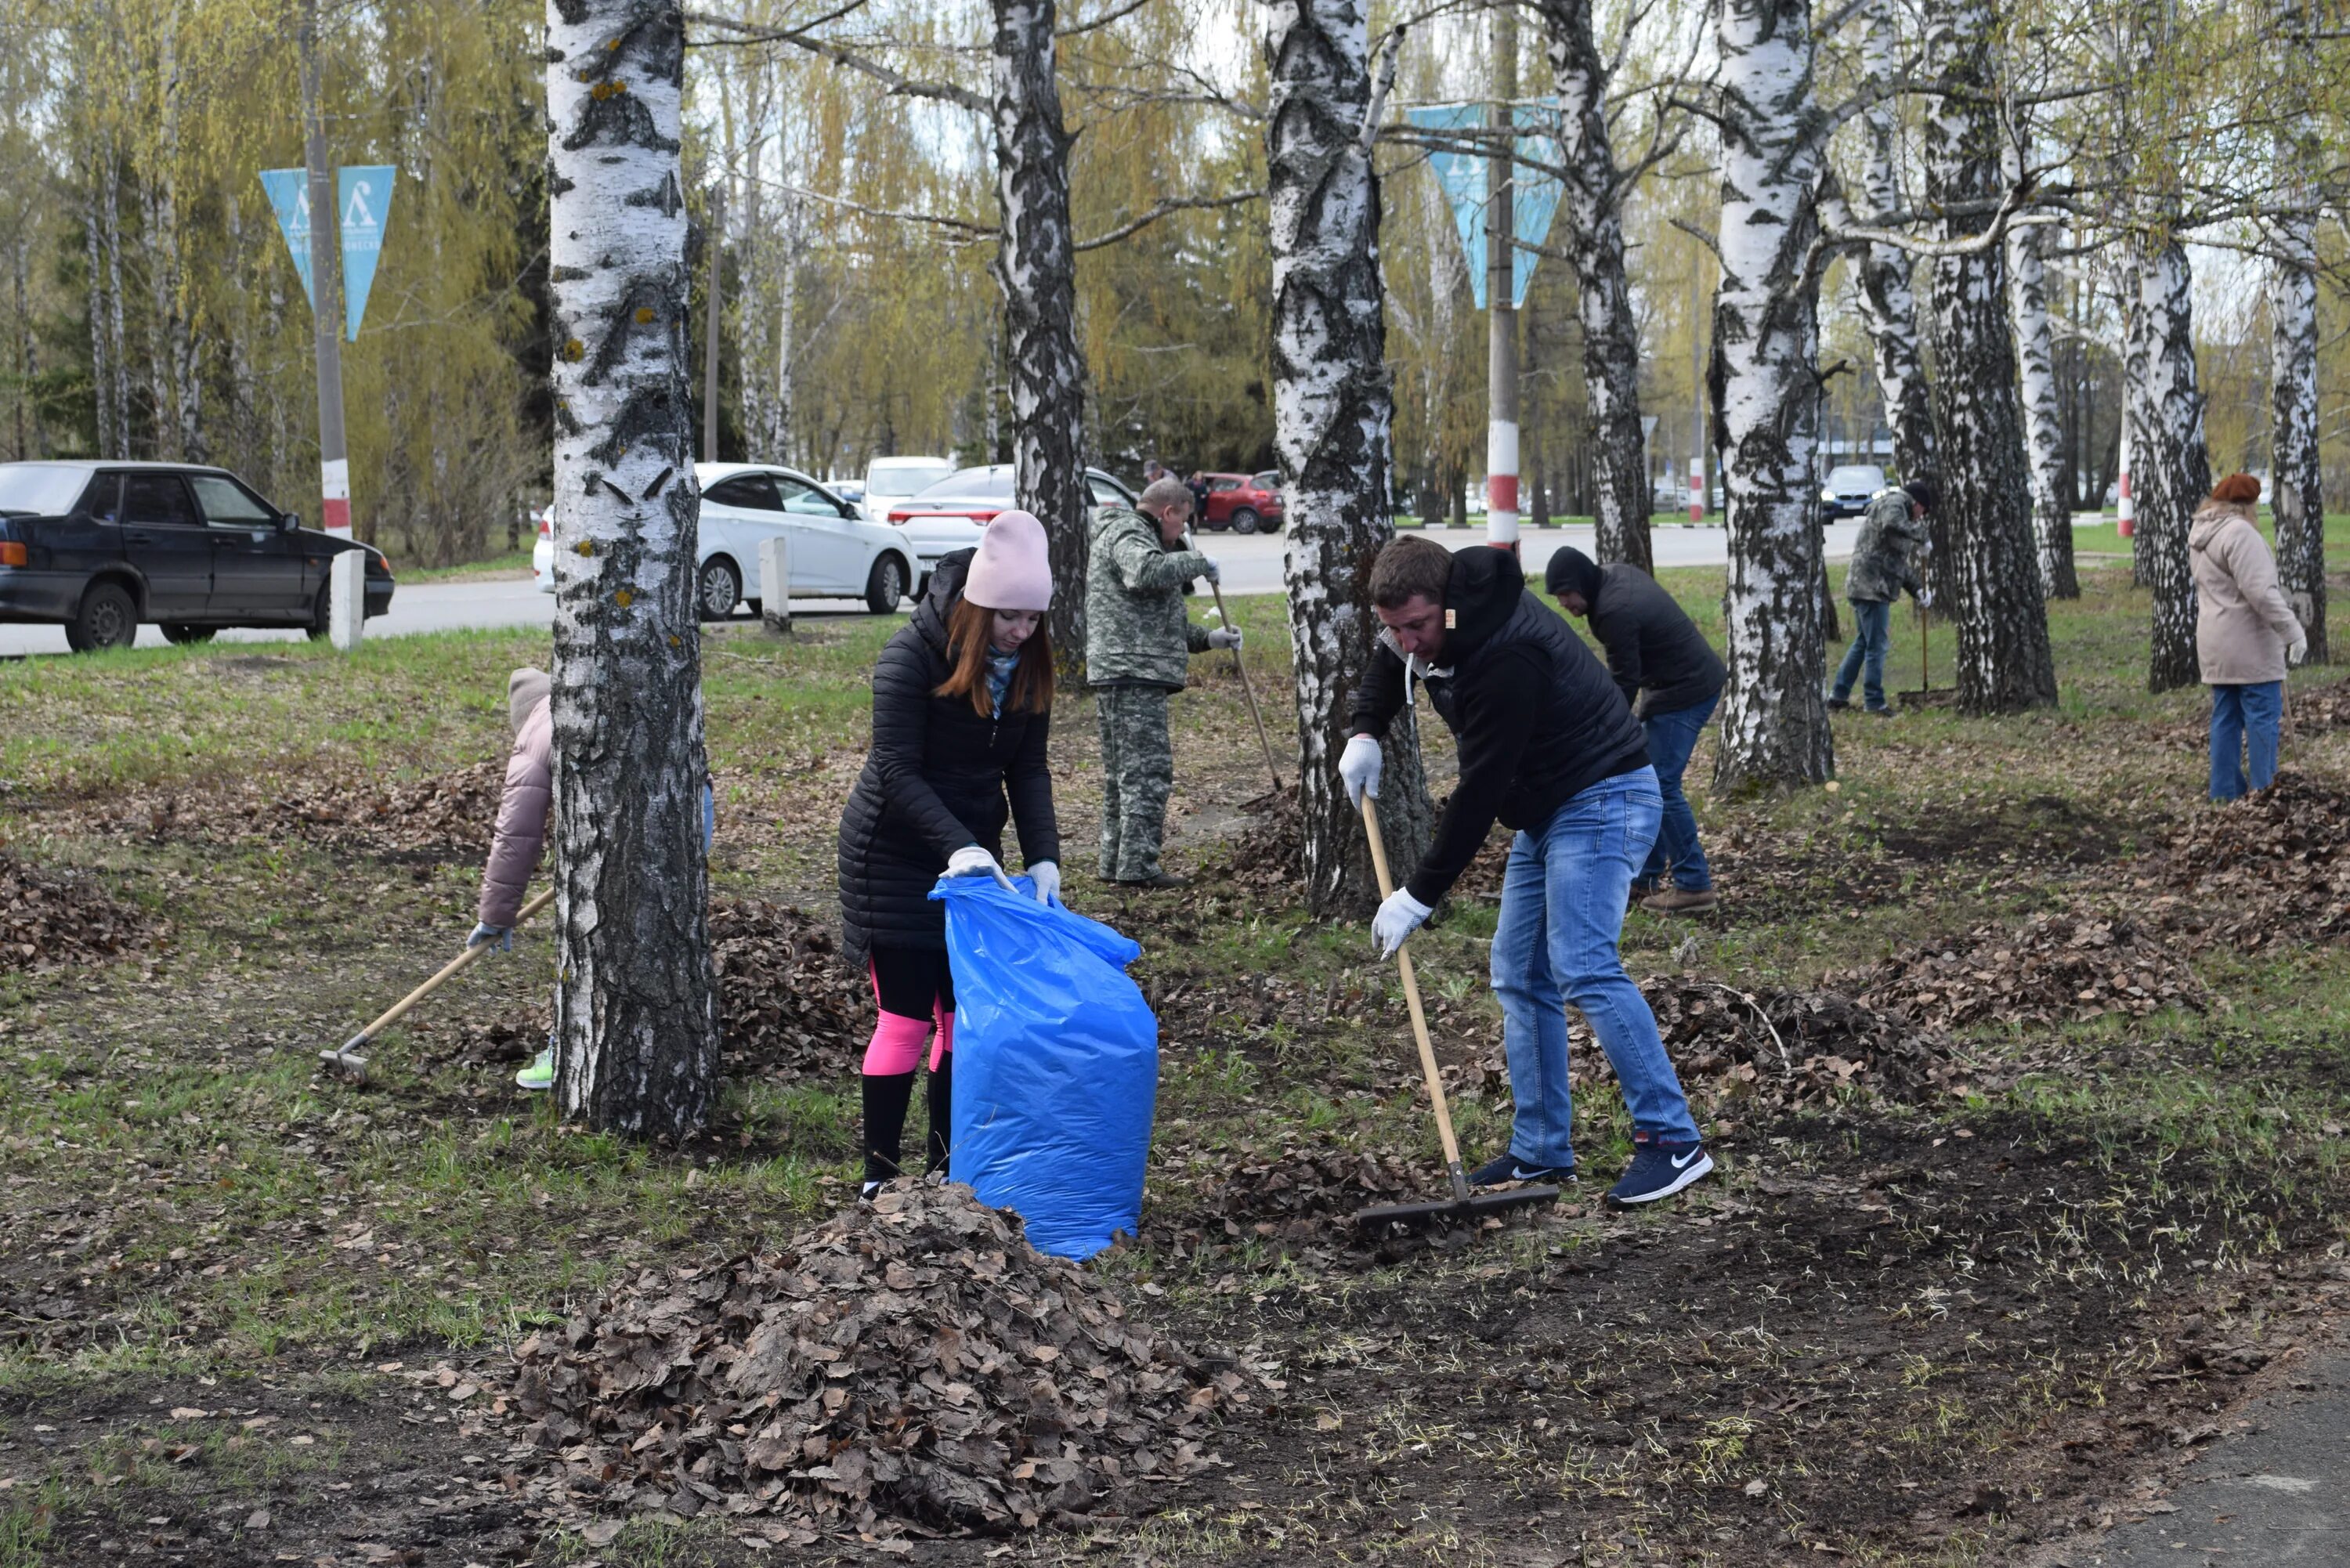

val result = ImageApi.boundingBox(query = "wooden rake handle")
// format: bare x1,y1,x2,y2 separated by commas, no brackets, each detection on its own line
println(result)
1206,576,1283,795
1361,796,1471,1203
344,886,556,1050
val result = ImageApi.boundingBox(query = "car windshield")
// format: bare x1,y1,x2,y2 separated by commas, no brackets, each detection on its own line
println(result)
916,467,1013,501
867,459,953,493
1827,466,1884,491
0,464,95,515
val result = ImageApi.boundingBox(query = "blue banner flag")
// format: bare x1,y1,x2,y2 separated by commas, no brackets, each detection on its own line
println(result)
258,168,316,309
336,165,396,341
1402,103,1564,311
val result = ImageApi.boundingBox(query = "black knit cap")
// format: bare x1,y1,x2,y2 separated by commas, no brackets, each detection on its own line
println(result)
1543,545,1603,605
1904,475,1939,513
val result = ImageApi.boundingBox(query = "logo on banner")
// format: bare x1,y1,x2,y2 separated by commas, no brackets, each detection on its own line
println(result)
1401,104,1564,311
258,165,399,339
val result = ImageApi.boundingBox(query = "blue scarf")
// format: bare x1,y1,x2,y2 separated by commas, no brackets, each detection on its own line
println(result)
985,649,1021,716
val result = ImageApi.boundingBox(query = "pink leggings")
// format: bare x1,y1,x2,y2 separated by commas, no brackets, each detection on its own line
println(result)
862,952,954,1074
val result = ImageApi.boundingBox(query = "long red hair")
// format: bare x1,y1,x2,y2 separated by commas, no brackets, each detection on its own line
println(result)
934,598,1055,717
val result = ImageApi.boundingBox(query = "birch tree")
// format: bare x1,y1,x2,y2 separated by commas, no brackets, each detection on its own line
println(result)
1710,0,1835,792
544,0,719,1140
1852,0,1936,507
1537,0,1651,573
2268,0,2325,661
1917,0,2055,713
992,0,1090,661
2007,211,2078,598
2124,232,2205,694
1265,0,1434,915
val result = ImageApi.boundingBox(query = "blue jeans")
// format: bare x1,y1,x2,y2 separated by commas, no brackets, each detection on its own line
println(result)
1831,599,1893,710
1638,696,1716,891
1489,767,1705,1167
2209,682,2282,800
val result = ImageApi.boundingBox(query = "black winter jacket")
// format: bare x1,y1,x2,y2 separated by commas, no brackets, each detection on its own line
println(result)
1584,564,1726,718
837,552,1061,960
1350,547,1649,906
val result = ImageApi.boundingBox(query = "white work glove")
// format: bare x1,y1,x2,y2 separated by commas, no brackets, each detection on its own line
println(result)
1196,555,1222,585
1916,587,1934,609
1339,733,1383,805
945,845,1015,891
1029,860,1061,907
1372,887,1433,959
2288,630,2309,667
467,922,512,953
1207,627,1242,651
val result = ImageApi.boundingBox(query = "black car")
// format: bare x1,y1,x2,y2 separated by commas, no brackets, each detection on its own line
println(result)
0,461,394,652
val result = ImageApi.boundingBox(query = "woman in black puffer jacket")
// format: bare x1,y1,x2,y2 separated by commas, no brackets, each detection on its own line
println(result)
837,511,1061,1198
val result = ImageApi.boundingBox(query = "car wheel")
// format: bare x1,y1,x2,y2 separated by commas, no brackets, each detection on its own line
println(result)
865,554,909,616
67,582,139,653
304,583,334,641
698,557,743,621
159,623,215,645
1230,508,1262,535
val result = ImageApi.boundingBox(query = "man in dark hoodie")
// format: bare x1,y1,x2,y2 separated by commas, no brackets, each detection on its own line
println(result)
1340,537,1713,1207
1544,547,1726,915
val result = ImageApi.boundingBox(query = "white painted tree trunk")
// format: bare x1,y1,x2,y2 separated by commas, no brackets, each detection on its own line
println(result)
1265,0,1434,916
1541,0,1650,572
991,0,1089,662
2124,233,2207,694
1853,0,1940,590
1919,0,2056,713
544,0,718,1139
2007,215,2078,598
1710,0,1833,792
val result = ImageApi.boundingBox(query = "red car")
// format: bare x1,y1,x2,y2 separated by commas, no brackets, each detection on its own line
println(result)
1196,471,1284,534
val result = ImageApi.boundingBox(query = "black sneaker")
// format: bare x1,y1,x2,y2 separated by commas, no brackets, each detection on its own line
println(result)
1826,697,1852,712
1468,1153,1576,1187
1606,1142,1713,1206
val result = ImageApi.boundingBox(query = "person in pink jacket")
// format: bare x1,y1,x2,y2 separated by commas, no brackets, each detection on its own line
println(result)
2189,473,2308,802
468,666,712,1089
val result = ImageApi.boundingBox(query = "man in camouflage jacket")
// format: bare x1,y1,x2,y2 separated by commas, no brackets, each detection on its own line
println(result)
1831,475,1936,715
1085,477,1241,887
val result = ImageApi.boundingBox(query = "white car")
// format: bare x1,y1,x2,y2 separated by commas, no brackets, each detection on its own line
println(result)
532,464,919,617
859,455,955,525
884,464,1139,590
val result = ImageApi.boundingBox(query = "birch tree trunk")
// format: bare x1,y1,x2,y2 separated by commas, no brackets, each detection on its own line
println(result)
145,0,202,463
2269,0,2326,662
1265,0,1434,916
2008,215,2078,598
1918,0,2056,713
775,195,797,461
1853,0,1940,587
1710,0,1834,793
544,0,718,1140
2124,233,2207,694
992,0,1089,663
1541,0,1650,572
84,164,115,457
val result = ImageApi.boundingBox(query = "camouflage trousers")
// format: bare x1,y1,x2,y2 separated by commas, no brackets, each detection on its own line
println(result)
1094,683,1175,883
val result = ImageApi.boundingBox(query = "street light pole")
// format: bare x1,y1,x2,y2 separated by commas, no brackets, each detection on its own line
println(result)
298,0,350,536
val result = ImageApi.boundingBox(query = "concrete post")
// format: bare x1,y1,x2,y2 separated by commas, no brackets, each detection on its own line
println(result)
328,549,365,650
759,534,790,635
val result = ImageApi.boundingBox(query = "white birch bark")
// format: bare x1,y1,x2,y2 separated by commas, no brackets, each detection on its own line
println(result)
991,0,1090,661
544,0,718,1139
1853,0,1939,583
1711,0,1834,792
2269,0,2325,661
774,193,797,461
1918,0,2055,713
1265,0,1434,915
144,0,203,464
84,164,115,458
1540,0,1650,572
2124,233,2207,694
2007,214,2078,599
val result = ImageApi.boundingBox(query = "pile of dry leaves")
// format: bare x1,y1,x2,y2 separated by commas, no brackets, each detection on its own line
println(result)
1220,785,1300,888
86,760,504,860
1644,978,1965,1106
0,856,161,972
1830,911,2204,1029
505,1183,1253,1541
2152,773,2350,949
710,898,867,1079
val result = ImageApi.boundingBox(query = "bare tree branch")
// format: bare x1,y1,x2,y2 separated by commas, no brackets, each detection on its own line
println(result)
1057,0,1150,38
1073,190,1265,251
683,9,988,115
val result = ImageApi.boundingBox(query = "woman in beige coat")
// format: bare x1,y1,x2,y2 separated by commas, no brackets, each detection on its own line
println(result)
2189,473,2308,800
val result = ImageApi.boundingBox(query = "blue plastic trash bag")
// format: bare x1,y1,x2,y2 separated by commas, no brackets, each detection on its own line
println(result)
931,875,1158,1259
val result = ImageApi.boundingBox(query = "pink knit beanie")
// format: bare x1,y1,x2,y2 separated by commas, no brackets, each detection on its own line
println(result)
962,509,1054,612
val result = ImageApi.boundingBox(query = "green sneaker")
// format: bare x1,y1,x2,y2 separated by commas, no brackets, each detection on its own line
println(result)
515,1046,555,1093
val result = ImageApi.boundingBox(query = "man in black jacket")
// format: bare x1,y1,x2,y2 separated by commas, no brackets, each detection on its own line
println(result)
1340,537,1712,1207
1546,547,1726,915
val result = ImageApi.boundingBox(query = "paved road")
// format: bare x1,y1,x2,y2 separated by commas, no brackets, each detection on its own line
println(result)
2034,1349,2350,1566
0,521,1878,659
